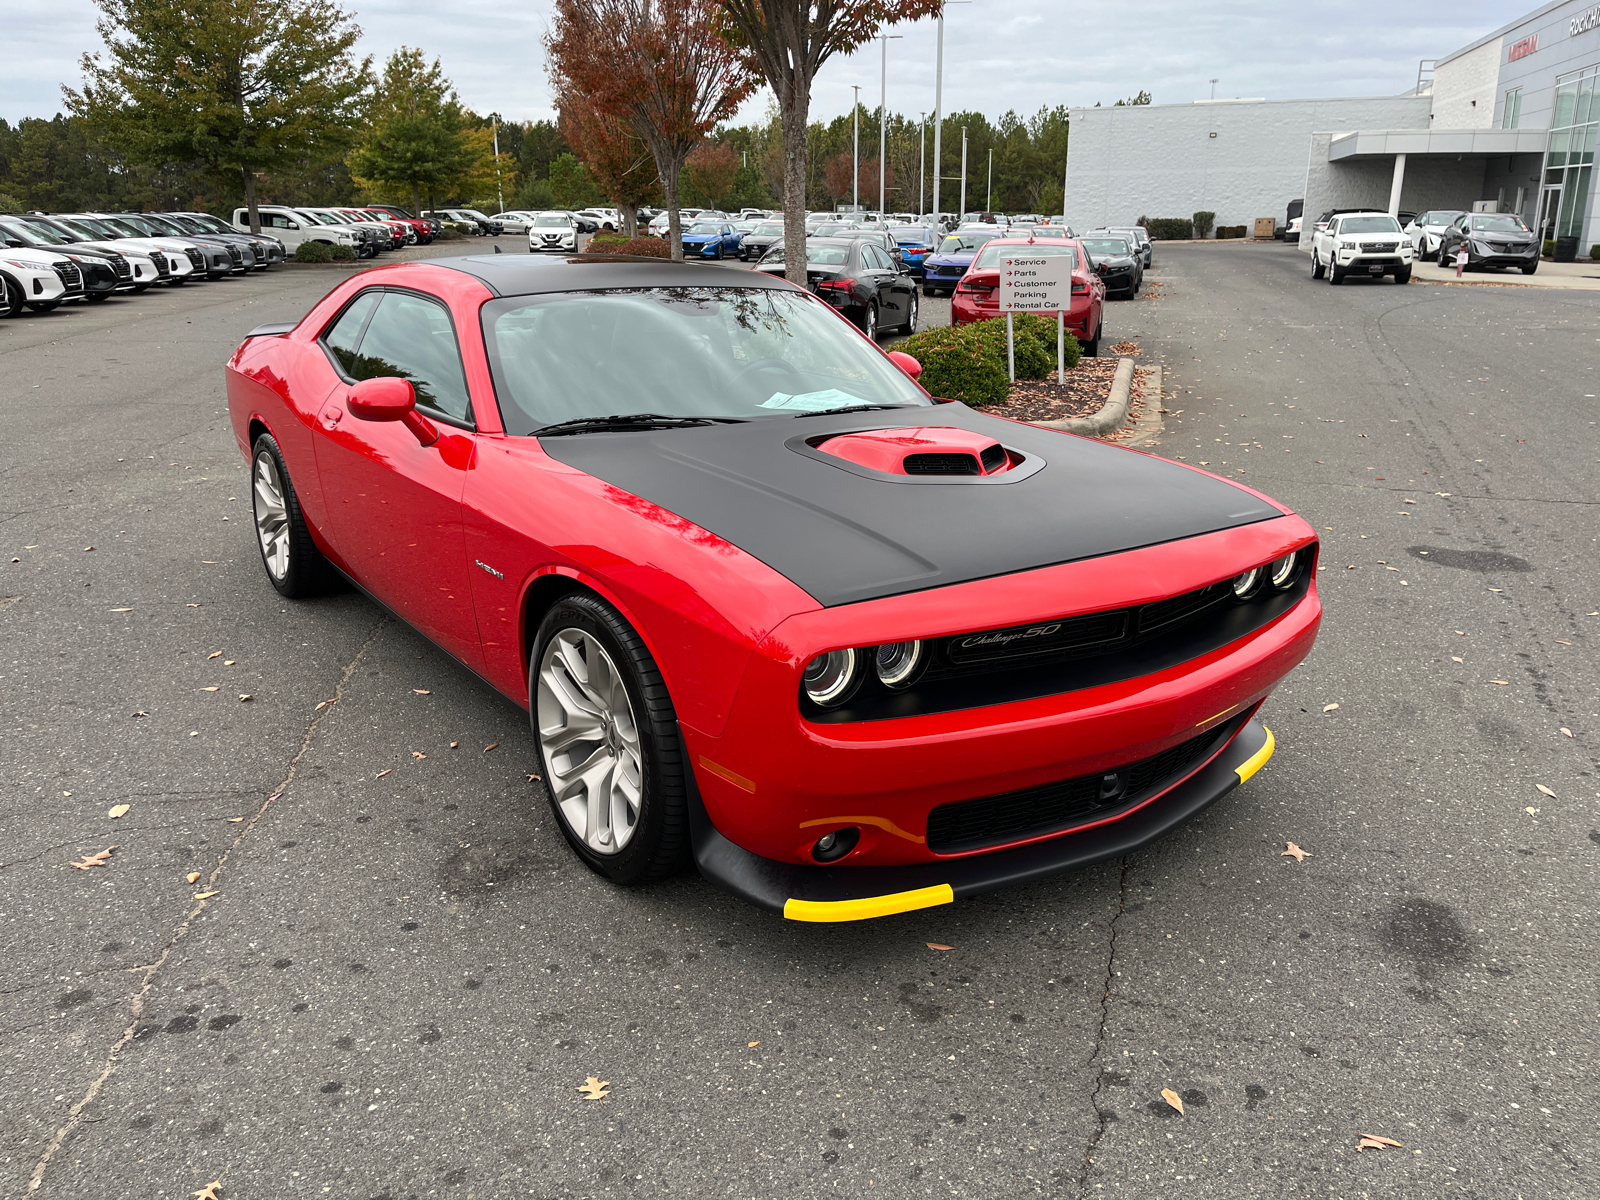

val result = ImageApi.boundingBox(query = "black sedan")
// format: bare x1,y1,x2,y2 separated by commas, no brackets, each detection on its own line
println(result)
1079,235,1143,298
1436,212,1539,274
756,237,918,342
739,220,785,261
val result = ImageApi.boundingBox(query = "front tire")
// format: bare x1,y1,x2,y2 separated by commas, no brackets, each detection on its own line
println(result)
1522,261,1538,275
1328,256,1344,285
1394,267,1411,284
863,300,878,342
250,433,333,599
1311,251,1325,280
532,593,690,885
0,276,22,318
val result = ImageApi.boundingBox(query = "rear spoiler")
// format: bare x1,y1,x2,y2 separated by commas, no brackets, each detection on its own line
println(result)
244,321,296,339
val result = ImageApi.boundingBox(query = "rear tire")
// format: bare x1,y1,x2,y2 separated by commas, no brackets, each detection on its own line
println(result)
1082,317,1100,357
863,301,878,341
1311,251,1325,280
902,289,919,333
531,593,691,886
250,433,334,599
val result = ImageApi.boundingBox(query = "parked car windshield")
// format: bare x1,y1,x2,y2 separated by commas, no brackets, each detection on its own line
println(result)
687,223,724,234
1418,210,1464,226
1079,238,1132,257
533,215,572,228
99,216,151,237
1,216,74,244
1338,216,1401,234
971,242,1078,269
753,223,783,236
939,232,999,254
813,223,857,236
1470,214,1529,231
482,287,929,435
891,228,934,245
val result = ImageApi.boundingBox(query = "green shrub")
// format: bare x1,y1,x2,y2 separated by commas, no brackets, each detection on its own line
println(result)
1144,217,1193,240
1591,244,1599,260
1012,311,1083,373
330,243,356,261
584,235,671,258
1192,210,1216,239
293,240,333,262
895,314,1082,405
1542,239,1555,257
585,232,631,253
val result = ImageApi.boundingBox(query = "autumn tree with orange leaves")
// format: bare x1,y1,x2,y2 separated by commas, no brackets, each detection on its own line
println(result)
822,151,893,204
547,0,753,260
717,0,941,283
558,99,661,237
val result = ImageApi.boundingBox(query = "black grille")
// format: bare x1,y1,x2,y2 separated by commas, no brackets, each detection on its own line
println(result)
111,255,131,279
1137,581,1230,633
980,444,1008,473
1359,241,1399,253
185,247,204,269
946,609,1126,666
52,261,83,292
154,255,169,277
904,453,980,475
226,245,243,266
926,719,1236,853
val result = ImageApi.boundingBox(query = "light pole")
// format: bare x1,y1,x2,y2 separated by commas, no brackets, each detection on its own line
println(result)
1209,78,1219,101
918,112,926,217
960,126,967,221
492,118,503,212
876,34,902,219
852,84,861,211
929,1,970,224
986,147,992,213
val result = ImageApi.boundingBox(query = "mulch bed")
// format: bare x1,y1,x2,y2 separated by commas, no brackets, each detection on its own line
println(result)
987,357,1125,423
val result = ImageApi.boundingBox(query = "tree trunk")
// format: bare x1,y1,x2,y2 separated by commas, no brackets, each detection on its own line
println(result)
620,202,638,239
651,145,687,262
243,166,260,235
779,85,810,287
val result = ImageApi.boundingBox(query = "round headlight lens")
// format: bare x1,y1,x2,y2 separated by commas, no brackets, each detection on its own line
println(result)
1268,551,1300,590
1231,567,1263,600
874,640,925,689
802,648,859,707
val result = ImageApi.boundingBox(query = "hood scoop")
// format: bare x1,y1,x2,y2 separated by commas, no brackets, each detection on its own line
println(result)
816,426,1014,478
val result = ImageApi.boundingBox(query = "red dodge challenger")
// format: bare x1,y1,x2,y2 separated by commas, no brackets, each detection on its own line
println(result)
227,255,1321,922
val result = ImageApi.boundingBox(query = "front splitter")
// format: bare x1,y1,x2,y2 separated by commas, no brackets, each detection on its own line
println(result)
687,718,1274,921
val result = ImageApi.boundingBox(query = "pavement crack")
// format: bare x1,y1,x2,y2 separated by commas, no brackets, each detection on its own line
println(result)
1077,857,1129,1200
24,615,388,1196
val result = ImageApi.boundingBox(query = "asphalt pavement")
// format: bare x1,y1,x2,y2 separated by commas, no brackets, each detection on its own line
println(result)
1,238,1596,1199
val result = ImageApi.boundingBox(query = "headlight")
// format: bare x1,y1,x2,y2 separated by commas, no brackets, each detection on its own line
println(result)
1231,567,1263,600
873,641,925,689
802,649,860,708
1268,551,1301,590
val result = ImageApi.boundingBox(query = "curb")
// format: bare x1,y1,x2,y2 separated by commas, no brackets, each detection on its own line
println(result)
1031,356,1136,435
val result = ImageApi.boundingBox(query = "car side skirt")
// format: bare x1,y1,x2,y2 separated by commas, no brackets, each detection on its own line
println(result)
686,714,1273,920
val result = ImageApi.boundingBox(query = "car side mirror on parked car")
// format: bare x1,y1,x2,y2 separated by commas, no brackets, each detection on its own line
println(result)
886,351,923,381
346,376,438,446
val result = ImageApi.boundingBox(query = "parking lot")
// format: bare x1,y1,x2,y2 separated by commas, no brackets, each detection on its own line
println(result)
2,238,1596,1198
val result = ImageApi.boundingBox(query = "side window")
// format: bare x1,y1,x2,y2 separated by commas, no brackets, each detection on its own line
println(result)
321,291,380,377
266,213,291,229
864,244,890,271
349,290,474,426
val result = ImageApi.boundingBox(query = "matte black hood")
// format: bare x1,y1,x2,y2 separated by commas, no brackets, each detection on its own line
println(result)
540,405,1282,607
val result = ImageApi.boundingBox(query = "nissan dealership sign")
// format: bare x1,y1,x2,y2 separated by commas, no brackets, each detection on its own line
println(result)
1574,3,1600,36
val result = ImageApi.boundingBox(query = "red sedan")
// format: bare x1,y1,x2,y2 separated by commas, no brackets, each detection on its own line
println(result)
952,236,1105,356
227,255,1320,922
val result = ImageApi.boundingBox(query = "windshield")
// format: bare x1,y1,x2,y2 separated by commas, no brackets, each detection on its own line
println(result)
534,215,570,228
99,216,149,237
891,229,931,245
1470,214,1529,231
753,224,783,236
186,213,230,232
1338,216,1401,234
461,209,489,220
60,217,115,239
1421,211,1464,226
938,232,998,254
971,242,1078,269
687,224,722,235
1079,238,1131,257
2,217,75,245
482,287,928,435
1025,226,1067,238
143,215,191,235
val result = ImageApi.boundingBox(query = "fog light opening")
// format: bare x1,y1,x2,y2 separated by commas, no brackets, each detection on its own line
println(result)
812,826,860,863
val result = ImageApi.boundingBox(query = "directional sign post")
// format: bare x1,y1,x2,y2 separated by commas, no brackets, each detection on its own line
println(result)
998,254,1075,383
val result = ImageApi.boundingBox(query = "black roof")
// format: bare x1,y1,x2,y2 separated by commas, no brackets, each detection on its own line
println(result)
418,254,801,297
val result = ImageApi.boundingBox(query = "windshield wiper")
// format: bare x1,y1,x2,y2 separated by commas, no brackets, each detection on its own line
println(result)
535,412,746,437
793,403,915,418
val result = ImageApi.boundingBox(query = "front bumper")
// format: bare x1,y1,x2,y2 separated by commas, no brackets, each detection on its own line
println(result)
685,240,724,258
922,263,967,289
1467,245,1538,267
691,716,1275,920
1334,248,1412,273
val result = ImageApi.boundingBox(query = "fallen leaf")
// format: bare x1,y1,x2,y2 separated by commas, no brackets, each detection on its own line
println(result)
84,546,94,552
1282,841,1310,862
1454,630,1466,636
193,890,219,900
926,943,955,951
1555,640,1572,646
208,650,223,659
226,816,244,823
1451,656,1463,664
748,1040,760,1048
224,660,235,666
1535,784,1556,798
1489,588,1503,593
201,560,218,565
376,768,393,778
484,743,499,753
413,688,431,695
1402,498,1416,504
1160,1088,1184,1115
1561,728,1573,737
187,603,200,607
525,773,542,782
1525,807,1540,815
132,710,147,718
450,741,459,749
200,686,220,692
1490,680,1510,686
577,1076,611,1101
107,804,130,819
110,607,132,612
191,1181,223,1200
1357,1134,1402,1151
70,847,116,870
185,872,201,884
412,751,426,760
238,694,253,702
1323,703,1339,712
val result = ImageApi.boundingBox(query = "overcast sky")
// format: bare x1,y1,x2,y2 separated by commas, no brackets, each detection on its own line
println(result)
7,0,1516,129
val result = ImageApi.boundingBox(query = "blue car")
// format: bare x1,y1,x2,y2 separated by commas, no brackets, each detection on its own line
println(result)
888,224,940,277
681,221,742,260
919,229,1005,295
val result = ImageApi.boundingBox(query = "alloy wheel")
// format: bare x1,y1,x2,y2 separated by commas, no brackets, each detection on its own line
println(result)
537,629,644,856
864,302,877,341
907,291,919,332
252,451,290,582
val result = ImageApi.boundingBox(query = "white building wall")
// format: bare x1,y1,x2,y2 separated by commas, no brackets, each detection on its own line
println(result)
1430,37,1504,127
1065,96,1431,232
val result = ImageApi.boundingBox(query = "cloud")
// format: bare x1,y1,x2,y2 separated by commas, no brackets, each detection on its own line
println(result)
7,0,1505,127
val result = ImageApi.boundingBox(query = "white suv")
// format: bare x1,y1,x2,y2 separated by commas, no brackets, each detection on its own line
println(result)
1311,212,1413,284
233,205,363,254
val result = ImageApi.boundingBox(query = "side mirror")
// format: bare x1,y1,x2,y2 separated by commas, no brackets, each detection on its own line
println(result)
347,376,437,446
886,350,923,381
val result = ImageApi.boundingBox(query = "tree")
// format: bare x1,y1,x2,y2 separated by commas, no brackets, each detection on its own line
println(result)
821,151,891,205
547,0,754,261
68,0,372,234
560,101,662,235
348,49,478,217
684,141,740,208
716,0,941,284
546,151,603,209
1114,90,1153,107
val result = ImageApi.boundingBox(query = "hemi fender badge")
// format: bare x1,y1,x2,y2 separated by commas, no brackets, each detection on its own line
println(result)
474,560,504,579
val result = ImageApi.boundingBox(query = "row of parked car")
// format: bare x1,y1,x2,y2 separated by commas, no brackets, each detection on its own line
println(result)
1302,206,1541,282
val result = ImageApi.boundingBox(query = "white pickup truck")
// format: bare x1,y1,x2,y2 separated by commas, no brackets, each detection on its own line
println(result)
232,205,363,255
1310,212,1414,284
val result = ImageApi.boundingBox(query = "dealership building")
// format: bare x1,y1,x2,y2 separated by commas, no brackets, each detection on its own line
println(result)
1066,0,1600,251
